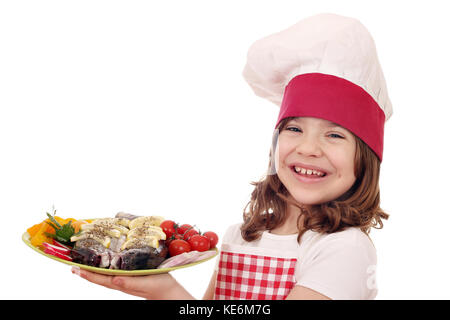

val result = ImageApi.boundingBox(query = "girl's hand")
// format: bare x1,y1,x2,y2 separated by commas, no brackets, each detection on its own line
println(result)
71,267,194,300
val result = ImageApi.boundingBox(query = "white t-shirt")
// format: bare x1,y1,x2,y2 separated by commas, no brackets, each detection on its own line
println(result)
216,223,378,300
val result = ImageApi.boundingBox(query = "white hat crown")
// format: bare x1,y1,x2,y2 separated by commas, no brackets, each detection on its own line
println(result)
243,13,392,121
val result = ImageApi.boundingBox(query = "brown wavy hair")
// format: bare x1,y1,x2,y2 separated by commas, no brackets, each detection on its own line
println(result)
241,117,389,243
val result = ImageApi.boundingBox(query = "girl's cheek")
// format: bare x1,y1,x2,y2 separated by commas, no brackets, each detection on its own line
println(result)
275,143,291,168
277,136,295,156
329,151,356,180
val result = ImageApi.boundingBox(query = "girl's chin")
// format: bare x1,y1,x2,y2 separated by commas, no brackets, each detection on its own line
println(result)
289,193,330,206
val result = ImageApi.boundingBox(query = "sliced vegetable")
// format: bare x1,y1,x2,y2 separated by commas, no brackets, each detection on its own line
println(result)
42,242,71,255
64,218,88,233
30,221,54,248
157,250,217,269
43,242,72,261
52,239,72,250
27,222,43,238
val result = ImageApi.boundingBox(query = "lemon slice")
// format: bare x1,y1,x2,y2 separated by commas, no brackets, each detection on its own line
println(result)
129,216,165,229
114,218,130,228
127,226,166,241
91,218,129,229
70,233,112,248
79,225,123,238
91,218,115,224
120,236,160,250
81,223,129,235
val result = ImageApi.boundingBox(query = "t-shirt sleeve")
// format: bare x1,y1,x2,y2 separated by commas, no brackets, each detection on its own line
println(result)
221,223,241,244
295,233,377,300
214,223,242,272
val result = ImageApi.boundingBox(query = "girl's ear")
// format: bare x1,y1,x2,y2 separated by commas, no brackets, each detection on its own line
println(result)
268,128,280,175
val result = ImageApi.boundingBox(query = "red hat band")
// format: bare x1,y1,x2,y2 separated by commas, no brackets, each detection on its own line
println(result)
275,73,386,161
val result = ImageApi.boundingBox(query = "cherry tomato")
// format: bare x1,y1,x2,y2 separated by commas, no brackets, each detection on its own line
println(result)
203,231,219,248
160,220,177,239
169,239,191,256
166,233,183,246
183,228,199,241
188,234,210,252
177,224,192,235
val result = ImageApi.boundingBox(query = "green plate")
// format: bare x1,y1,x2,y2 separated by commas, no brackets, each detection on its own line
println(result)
22,232,218,276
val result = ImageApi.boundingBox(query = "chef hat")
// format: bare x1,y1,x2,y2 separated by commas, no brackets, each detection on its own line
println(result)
243,13,392,161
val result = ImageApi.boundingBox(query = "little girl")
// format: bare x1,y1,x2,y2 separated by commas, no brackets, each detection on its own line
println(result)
72,13,392,300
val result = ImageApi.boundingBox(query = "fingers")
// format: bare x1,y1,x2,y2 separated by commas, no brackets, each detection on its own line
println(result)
114,273,172,292
71,267,152,299
72,267,121,290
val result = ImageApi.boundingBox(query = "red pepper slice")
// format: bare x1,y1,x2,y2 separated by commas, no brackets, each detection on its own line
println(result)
43,242,72,261
52,239,72,250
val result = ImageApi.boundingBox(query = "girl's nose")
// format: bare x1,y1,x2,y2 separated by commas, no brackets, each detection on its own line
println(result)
295,136,323,157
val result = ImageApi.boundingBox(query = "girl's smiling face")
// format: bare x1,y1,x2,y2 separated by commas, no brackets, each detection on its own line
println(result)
275,117,357,206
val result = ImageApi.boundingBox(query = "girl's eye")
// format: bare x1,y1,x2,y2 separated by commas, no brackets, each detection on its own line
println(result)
285,126,302,133
328,133,344,139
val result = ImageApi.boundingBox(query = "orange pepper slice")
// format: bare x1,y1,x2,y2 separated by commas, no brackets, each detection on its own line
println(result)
27,221,44,238
30,220,53,248
28,216,90,248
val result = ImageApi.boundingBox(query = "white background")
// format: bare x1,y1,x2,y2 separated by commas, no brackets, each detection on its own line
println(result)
1,0,449,300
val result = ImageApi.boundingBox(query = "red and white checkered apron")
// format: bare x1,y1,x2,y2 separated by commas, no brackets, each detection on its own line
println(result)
214,249,297,300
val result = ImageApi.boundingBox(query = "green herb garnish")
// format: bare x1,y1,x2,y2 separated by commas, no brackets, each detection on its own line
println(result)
44,210,77,245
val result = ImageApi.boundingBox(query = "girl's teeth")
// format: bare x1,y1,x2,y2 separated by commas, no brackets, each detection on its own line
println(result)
294,166,325,177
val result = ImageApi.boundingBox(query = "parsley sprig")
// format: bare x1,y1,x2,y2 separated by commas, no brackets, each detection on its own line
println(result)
44,209,77,245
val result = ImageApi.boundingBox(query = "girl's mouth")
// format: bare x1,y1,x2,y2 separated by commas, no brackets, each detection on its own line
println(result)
292,165,327,177
290,165,328,182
